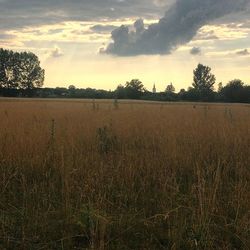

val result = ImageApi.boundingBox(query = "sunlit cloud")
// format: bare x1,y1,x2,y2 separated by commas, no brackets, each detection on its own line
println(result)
206,48,250,57
47,46,64,58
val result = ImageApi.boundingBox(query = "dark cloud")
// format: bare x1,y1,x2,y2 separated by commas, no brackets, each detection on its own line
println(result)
104,0,250,56
236,49,249,55
190,47,201,55
0,0,170,31
0,34,15,40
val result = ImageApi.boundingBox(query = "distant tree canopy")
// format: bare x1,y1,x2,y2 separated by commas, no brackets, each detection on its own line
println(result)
220,79,250,103
125,79,145,99
0,48,44,91
115,79,146,99
68,85,76,90
165,83,175,93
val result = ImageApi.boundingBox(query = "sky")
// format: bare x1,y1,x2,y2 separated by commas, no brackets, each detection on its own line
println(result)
0,0,250,91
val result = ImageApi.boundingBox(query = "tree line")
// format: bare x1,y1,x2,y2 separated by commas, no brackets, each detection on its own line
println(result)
0,48,249,103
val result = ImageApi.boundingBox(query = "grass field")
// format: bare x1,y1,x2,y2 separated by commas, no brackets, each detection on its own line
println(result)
0,99,249,249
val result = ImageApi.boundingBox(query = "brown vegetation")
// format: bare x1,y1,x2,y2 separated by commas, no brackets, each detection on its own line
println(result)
0,99,249,249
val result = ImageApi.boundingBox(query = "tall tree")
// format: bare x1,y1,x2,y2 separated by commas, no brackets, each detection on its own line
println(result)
125,79,144,92
0,49,17,88
192,63,216,101
125,79,145,99
193,63,216,91
165,83,175,93
0,49,44,90
17,52,45,89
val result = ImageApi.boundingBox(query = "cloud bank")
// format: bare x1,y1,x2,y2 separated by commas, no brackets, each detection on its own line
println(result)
104,0,250,56
0,0,170,31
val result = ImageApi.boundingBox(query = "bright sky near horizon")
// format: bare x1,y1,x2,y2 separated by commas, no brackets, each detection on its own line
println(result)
0,0,250,91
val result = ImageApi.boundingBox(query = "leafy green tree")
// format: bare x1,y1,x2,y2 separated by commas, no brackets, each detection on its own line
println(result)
165,83,175,93
17,52,44,89
220,79,245,103
68,85,76,97
125,79,144,92
0,49,44,91
68,85,76,90
193,64,216,91
0,49,17,88
184,87,200,101
192,63,216,101
218,82,223,92
125,79,145,99
115,84,126,99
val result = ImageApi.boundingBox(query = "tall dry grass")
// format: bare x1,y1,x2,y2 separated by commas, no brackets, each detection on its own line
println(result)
0,99,249,249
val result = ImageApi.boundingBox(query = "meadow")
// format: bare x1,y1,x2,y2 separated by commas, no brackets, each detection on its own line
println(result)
0,99,249,249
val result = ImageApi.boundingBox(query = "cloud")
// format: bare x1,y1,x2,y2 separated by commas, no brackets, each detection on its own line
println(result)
47,28,64,35
90,25,118,34
206,48,250,58
0,33,15,40
47,46,64,58
238,20,250,28
0,0,169,32
104,0,250,56
194,30,219,41
236,48,250,55
190,47,201,55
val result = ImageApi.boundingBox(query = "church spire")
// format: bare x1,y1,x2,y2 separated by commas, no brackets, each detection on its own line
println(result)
152,83,156,93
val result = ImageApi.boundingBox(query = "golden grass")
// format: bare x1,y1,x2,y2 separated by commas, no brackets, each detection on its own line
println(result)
0,99,249,249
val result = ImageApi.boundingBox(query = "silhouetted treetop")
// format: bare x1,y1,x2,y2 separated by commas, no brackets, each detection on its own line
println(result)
165,83,175,93
220,79,250,103
125,79,145,93
193,63,216,91
0,48,44,90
